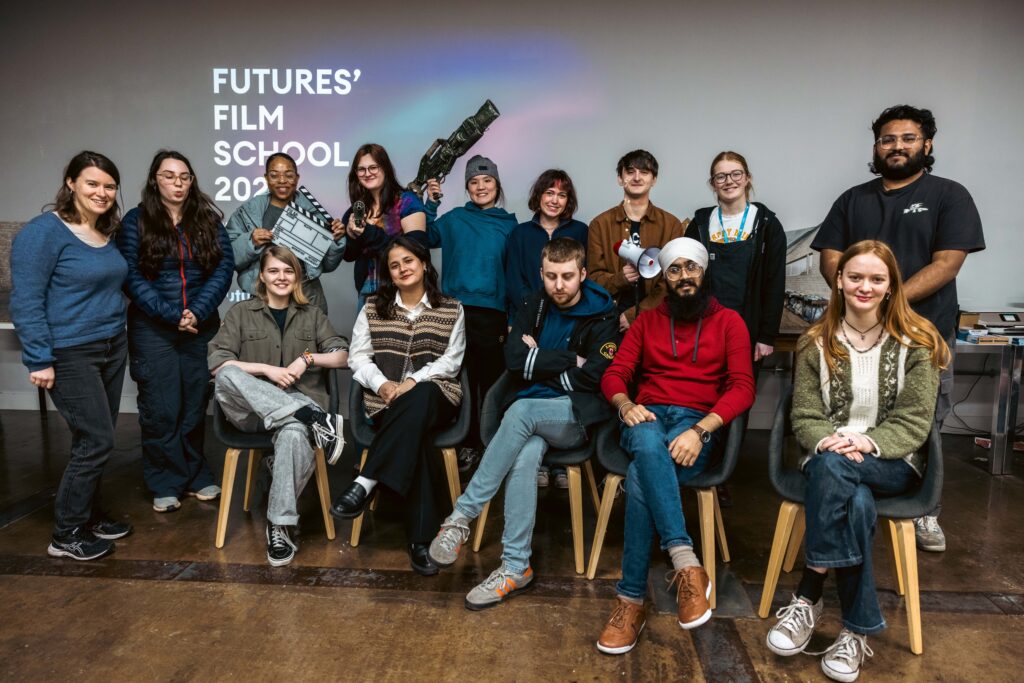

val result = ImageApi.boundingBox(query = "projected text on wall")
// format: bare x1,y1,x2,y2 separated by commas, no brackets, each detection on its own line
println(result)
211,67,361,202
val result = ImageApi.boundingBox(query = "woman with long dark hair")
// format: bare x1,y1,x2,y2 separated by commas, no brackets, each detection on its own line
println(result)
11,151,131,560
331,235,465,575
117,150,235,512
766,240,948,682
342,143,428,307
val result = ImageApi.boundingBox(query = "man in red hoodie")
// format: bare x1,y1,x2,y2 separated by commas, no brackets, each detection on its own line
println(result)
595,237,755,655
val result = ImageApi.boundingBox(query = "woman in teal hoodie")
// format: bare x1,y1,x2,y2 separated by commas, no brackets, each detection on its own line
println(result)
425,155,517,471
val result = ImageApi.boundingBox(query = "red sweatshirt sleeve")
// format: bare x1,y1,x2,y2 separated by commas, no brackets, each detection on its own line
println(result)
708,311,756,424
601,313,645,402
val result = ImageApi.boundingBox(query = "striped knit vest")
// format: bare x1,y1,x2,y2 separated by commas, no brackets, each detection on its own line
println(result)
362,295,463,417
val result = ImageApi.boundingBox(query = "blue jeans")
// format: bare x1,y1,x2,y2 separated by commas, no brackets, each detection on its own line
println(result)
129,313,217,498
616,405,717,600
454,396,585,574
48,334,128,536
803,451,918,634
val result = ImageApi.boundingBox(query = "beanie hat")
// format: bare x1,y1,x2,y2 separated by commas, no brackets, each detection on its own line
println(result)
465,155,500,185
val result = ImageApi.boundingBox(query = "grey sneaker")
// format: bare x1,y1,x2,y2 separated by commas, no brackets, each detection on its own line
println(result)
465,564,534,611
153,496,181,513
186,485,221,501
914,515,946,552
553,469,569,489
819,628,873,682
766,594,823,656
428,514,471,567
536,466,550,488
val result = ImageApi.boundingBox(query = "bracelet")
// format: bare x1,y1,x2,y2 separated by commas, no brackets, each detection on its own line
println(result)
617,401,636,423
302,349,314,367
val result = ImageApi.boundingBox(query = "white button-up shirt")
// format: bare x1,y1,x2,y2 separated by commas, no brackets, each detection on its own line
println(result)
349,292,466,393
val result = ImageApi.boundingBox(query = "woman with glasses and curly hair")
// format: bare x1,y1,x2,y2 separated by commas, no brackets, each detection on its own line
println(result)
118,150,235,513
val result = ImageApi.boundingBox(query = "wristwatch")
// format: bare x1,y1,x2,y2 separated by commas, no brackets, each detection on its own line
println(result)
689,425,712,444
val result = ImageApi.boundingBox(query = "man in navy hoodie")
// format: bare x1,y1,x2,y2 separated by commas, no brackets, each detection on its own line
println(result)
427,237,620,609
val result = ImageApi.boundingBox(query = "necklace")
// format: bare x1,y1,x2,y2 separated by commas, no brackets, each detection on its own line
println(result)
842,318,881,341
840,328,885,354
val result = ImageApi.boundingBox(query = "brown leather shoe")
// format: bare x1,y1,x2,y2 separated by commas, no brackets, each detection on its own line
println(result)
596,597,647,655
669,566,712,629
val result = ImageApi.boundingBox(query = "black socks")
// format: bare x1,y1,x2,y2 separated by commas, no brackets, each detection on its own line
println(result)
293,405,318,426
797,567,827,604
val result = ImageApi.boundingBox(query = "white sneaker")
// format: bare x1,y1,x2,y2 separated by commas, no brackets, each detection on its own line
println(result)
914,515,946,552
819,628,873,682
767,594,823,656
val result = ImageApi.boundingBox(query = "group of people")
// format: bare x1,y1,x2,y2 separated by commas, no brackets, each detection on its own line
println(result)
9,103,983,681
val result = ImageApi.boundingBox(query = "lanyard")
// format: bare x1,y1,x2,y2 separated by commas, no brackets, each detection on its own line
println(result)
718,203,750,243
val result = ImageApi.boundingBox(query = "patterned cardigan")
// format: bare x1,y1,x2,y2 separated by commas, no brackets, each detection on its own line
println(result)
792,334,939,473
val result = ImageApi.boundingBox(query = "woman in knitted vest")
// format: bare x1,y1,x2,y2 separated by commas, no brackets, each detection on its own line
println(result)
331,235,466,576
767,240,948,683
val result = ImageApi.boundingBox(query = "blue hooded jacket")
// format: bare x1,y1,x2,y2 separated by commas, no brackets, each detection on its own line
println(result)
426,200,518,311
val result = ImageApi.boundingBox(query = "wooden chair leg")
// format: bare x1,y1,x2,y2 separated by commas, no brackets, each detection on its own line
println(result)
893,518,923,654
712,487,731,563
243,449,259,512
567,466,585,575
888,519,906,596
313,448,335,540
215,448,242,549
472,500,490,553
696,489,717,609
783,512,806,573
350,449,369,548
758,501,802,618
584,460,601,512
441,448,461,507
586,474,623,580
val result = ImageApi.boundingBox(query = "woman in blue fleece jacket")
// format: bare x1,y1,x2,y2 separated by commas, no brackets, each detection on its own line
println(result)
425,155,517,468
11,151,131,561
117,150,234,513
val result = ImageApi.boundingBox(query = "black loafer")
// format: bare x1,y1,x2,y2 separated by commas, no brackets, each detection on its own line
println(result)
330,482,369,519
409,543,439,576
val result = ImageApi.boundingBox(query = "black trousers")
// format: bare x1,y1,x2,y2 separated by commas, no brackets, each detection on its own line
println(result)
362,382,459,543
462,305,507,449
47,333,128,536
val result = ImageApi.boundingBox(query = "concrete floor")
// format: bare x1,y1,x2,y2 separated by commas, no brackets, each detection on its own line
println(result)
1,409,1022,682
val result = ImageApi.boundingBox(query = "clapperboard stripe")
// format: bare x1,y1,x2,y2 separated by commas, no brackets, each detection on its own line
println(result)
297,185,334,224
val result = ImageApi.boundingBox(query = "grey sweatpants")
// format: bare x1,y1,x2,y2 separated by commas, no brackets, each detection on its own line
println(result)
214,364,319,526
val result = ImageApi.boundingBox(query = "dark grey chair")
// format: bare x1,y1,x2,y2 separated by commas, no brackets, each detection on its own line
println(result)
470,372,601,575
348,368,471,547
212,368,339,548
584,412,748,610
757,384,943,654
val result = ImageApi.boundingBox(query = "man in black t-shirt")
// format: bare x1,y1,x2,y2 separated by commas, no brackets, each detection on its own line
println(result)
811,104,985,554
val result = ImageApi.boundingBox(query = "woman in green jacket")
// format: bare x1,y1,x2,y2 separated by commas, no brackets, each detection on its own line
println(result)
766,240,948,682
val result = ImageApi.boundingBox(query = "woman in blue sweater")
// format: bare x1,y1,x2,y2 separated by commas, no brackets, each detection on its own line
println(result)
118,150,235,512
425,155,517,470
11,151,131,561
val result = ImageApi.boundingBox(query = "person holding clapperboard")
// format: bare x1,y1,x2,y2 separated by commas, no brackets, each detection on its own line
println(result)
225,152,346,313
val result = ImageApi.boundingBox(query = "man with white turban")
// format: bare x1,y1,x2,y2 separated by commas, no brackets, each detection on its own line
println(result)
594,237,756,655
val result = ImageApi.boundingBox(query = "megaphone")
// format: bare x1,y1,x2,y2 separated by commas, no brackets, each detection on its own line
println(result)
615,240,662,279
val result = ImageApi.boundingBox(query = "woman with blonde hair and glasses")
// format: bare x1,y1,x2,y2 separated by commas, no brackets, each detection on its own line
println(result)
766,240,948,682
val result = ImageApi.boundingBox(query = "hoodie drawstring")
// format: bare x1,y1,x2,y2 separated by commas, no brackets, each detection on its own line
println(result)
669,315,704,362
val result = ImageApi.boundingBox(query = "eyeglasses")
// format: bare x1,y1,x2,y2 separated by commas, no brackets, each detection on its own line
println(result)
356,164,381,177
711,170,746,185
157,172,193,184
665,262,703,279
875,134,924,149
267,171,297,181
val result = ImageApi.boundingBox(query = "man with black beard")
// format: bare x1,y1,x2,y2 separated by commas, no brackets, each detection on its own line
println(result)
811,104,985,553
595,238,754,655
